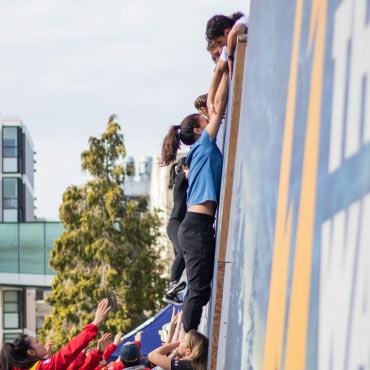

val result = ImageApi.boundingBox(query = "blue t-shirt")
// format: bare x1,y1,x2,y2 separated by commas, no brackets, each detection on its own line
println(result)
186,130,223,207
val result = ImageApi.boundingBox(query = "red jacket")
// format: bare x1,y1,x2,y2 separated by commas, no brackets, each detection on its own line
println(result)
80,349,103,370
65,341,118,370
91,343,118,370
13,324,98,370
66,351,86,370
102,343,118,363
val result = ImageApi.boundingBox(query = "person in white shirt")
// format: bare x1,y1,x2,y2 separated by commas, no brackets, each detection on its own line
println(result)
205,12,249,115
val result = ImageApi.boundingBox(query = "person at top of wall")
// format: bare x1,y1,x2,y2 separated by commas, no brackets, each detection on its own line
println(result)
161,72,229,332
148,330,208,370
206,41,221,64
0,299,111,370
194,94,209,119
206,12,249,115
162,157,189,306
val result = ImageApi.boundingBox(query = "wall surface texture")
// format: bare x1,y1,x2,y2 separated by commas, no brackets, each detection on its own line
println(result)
214,0,370,369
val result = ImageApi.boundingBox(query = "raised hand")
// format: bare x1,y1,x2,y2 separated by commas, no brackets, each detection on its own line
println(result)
97,333,112,353
134,331,143,342
170,306,178,325
113,332,124,346
92,298,111,327
45,341,54,358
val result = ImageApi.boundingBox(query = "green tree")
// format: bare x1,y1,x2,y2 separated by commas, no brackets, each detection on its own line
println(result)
40,115,166,347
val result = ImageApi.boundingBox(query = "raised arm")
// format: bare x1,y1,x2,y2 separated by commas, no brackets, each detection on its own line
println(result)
172,311,182,343
206,71,229,140
227,23,248,79
166,307,178,344
40,299,111,370
207,58,227,115
148,342,180,370
227,23,247,60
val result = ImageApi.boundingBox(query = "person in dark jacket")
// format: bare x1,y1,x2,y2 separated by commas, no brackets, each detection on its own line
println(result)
163,157,189,305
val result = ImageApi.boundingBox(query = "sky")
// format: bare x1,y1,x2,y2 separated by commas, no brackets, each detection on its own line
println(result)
0,0,250,220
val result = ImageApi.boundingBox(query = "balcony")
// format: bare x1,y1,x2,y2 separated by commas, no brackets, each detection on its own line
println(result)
0,222,63,287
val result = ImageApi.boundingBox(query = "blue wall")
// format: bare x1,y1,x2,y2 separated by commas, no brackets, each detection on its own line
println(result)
217,0,370,368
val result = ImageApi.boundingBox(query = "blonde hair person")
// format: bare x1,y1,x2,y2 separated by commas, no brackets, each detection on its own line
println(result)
148,330,208,370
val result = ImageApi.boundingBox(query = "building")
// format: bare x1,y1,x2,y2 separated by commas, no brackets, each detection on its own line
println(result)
0,116,35,223
123,156,152,198
0,115,63,346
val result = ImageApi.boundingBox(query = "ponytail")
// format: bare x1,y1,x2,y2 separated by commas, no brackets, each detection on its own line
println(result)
0,335,37,370
161,125,181,166
161,114,201,167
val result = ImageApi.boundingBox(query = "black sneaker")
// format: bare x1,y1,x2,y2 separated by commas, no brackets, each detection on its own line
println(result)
162,281,186,306
167,281,186,295
163,291,184,306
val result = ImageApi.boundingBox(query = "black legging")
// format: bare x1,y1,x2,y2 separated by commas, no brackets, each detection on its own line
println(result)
167,218,186,283
178,212,215,332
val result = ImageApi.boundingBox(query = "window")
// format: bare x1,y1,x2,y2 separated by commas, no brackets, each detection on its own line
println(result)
3,332,22,343
2,178,18,222
2,127,19,173
3,291,21,329
35,288,44,301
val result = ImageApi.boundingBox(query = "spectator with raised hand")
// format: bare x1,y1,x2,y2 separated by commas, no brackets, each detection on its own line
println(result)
99,331,124,368
206,12,249,114
80,333,112,370
0,298,111,370
171,311,183,344
161,73,229,333
159,307,179,345
103,331,147,370
148,330,208,370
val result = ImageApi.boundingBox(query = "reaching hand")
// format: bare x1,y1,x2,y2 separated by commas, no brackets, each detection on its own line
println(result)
45,341,54,358
134,331,143,343
113,332,124,346
92,298,111,327
170,307,178,325
97,333,112,353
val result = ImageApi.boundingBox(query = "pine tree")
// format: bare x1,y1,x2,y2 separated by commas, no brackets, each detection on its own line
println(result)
40,116,166,347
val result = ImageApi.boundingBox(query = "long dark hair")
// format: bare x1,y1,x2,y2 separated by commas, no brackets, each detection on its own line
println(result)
168,157,187,189
0,335,38,370
161,114,201,166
